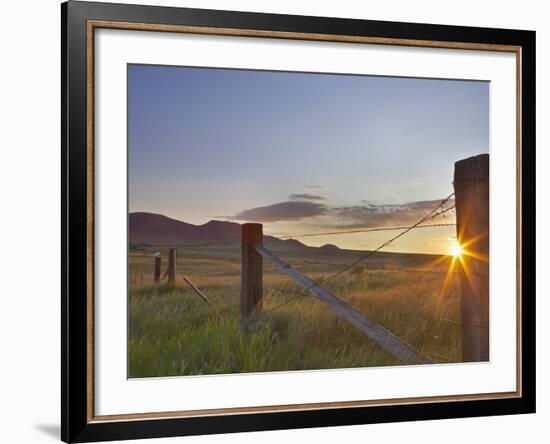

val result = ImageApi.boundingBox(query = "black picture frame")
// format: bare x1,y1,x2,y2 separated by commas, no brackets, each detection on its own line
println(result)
62,1,536,442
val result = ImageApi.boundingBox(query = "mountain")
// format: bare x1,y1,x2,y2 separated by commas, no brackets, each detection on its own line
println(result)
129,212,306,249
128,213,442,268
129,212,239,245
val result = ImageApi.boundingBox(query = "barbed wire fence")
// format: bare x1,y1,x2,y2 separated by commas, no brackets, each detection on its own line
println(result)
258,155,488,360
135,156,489,364
255,179,490,363
262,192,457,304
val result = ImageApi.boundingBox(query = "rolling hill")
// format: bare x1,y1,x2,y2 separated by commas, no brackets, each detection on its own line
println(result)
129,212,445,270
129,212,309,250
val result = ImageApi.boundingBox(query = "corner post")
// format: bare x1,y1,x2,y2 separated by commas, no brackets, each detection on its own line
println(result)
454,154,490,362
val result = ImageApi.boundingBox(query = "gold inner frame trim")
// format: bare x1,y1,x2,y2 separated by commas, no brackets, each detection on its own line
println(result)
86,19,523,423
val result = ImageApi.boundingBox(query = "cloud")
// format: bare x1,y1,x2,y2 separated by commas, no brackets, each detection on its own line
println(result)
233,201,328,222
289,193,325,201
230,196,454,227
305,184,324,189
328,198,455,229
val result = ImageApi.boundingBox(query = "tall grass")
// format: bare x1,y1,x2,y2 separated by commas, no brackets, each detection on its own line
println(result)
128,254,462,378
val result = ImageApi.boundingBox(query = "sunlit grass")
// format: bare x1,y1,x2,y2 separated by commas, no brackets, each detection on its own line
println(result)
128,252,462,378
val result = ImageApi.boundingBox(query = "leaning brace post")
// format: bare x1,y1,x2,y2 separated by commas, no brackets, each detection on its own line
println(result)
454,154,490,362
168,248,177,286
240,223,263,318
154,256,162,284
254,244,431,364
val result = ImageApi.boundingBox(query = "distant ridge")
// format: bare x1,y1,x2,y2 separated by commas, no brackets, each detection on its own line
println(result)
129,212,306,249
128,212,444,264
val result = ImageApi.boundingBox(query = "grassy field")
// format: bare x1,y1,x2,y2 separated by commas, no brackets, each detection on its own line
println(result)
128,245,462,378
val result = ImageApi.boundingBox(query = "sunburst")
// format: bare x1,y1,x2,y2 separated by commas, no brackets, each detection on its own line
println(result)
450,240,464,258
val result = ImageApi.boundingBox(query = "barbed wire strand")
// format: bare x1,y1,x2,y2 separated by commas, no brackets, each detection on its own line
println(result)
318,198,456,287
278,222,455,239
261,188,462,324
262,199,456,306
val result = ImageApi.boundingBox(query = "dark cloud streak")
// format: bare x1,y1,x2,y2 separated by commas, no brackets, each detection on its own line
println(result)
329,199,455,228
289,193,325,201
230,197,454,226
232,201,328,222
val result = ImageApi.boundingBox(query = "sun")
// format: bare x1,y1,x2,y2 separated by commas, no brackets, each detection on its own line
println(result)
450,240,463,258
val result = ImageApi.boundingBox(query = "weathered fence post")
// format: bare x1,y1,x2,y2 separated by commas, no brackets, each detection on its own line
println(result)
154,256,162,284
241,223,263,318
454,154,489,362
168,248,177,286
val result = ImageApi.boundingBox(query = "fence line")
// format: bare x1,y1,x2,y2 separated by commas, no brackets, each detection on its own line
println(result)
261,194,456,308
318,197,455,287
277,205,455,240
256,192,454,320
278,222,455,239
254,243,432,364
132,160,488,364
253,186,477,354
264,167,489,362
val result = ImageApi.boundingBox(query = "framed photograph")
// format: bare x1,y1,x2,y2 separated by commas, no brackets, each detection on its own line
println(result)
62,1,535,442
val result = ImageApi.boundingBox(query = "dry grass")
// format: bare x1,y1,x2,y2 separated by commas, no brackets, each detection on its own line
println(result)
128,250,462,378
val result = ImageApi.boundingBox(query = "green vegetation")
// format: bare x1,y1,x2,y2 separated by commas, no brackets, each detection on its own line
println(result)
128,249,462,378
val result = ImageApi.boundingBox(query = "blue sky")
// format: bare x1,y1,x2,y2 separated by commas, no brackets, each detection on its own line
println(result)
128,64,488,254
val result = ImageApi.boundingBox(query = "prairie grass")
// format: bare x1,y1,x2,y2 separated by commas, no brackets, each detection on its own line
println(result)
128,251,462,378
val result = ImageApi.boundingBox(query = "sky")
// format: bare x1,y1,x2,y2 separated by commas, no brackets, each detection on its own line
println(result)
128,64,489,255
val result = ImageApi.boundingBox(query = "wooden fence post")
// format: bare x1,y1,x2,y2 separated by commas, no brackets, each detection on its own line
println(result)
454,154,489,362
154,256,162,284
241,223,263,318
168,248,177,286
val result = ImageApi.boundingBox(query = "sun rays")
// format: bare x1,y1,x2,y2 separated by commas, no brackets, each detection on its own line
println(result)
450,240,463,258
422,234,488,308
